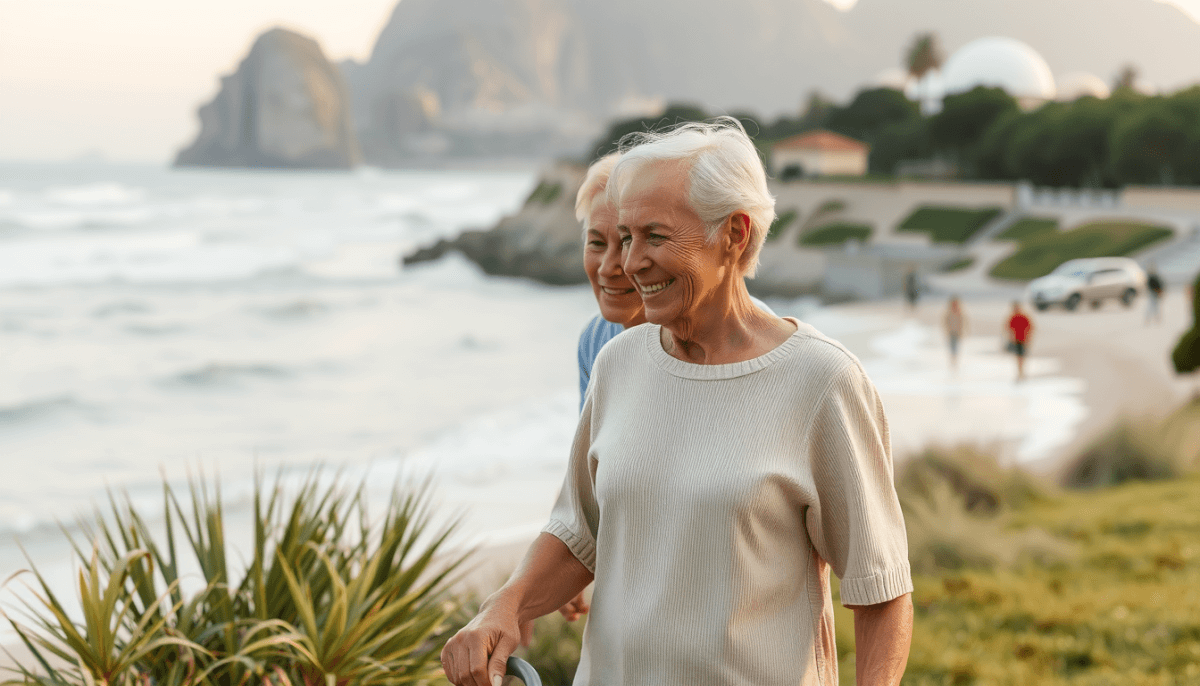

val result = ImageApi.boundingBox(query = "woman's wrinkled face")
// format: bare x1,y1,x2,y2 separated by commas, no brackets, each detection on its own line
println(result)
583,198,644,326
617,160,734,330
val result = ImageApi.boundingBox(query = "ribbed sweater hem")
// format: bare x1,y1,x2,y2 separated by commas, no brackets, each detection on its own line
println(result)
542,520,597,574
839,563,913,606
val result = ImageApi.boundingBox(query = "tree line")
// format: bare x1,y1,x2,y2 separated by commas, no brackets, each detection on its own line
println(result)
587,82,1200,188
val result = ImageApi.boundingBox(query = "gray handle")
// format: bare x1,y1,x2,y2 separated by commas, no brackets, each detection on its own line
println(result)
505,656,542,686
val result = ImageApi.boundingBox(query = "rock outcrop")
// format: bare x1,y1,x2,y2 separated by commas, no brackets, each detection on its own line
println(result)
404,163,587,284
176,28,360,169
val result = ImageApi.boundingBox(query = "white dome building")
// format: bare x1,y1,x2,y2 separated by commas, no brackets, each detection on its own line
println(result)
1056,72,1110,101
940,37,1056,110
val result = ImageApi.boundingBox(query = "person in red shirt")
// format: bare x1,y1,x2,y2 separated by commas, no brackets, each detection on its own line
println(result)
1007,301,1034,381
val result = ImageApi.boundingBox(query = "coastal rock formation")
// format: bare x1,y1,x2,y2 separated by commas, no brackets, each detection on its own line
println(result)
404,163,587,284
176,28,360,169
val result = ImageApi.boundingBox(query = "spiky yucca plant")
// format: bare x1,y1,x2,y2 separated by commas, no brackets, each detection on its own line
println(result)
2,472,469,686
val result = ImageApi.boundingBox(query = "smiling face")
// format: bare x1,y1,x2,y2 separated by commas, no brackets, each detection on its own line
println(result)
583,197,645,327
616,159,738,333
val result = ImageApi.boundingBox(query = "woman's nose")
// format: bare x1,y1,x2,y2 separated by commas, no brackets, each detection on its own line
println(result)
623,238,649,274
601,244,624,276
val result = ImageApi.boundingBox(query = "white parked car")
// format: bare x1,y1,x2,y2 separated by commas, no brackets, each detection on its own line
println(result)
1027,257,1147,311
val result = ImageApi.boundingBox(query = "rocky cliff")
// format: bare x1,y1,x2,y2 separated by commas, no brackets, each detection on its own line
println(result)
176,28,360,169
404,163,587,284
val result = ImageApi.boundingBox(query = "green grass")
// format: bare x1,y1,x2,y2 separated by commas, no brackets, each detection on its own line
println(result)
903,476,1200,686
813,199,846,216
942,256,975,272
898,206,1004,244
766,208,799,242
997,217,1059,242
989,221,1174,280
800,223,872,246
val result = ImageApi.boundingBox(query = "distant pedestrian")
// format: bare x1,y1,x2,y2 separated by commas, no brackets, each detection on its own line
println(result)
904,268,920,311
1007,301,1033,382
944,296,967,372
1146,266,1164,325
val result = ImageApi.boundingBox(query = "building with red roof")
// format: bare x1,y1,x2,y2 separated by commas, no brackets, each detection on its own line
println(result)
770,130,869,178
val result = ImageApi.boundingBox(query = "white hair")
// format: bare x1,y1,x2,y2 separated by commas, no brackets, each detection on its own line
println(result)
575,152,620,229
607,117,775,277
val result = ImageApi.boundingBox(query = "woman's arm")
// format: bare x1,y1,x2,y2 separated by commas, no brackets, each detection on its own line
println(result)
441,533,594,686
850,593,913,686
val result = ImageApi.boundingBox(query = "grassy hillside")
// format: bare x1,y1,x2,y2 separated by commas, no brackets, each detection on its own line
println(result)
898,206,1003,244
990,221,1173,280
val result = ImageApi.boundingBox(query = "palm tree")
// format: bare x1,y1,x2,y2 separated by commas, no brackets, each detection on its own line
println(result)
1113,63,1139,93
905,32,945,110
905,32,945,82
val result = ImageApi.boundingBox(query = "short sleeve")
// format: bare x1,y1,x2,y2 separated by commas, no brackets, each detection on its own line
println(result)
543,390,600,572
805,363,912,606
577,323,593,411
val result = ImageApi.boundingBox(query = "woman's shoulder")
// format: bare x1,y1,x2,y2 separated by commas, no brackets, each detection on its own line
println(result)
780,319,869,386
578,315,623,356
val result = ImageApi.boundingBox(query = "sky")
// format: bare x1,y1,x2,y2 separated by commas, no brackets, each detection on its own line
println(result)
2,0,1200,163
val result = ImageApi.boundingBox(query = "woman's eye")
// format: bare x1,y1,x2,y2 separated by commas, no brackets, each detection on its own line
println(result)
648,233,666,243
588,240,605,248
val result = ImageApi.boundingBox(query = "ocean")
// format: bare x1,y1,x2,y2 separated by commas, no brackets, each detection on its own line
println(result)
0,162,1087,623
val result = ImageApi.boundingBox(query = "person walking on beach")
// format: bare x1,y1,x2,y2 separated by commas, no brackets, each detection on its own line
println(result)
904,267,920,311
944,296,967,372
442,119,912,686
1146,265,1164,325
1007,301,1033,381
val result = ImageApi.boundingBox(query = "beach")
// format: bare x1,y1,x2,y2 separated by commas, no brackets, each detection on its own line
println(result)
2,162,1197,669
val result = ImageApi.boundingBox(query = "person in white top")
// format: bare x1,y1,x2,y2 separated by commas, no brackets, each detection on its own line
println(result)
441,118,913,686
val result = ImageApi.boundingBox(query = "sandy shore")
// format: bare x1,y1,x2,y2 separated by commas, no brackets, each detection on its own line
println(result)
860,288,1195,471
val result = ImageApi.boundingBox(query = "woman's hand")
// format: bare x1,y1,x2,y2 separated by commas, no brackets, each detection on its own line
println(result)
557,591,590,621
441,602,524,686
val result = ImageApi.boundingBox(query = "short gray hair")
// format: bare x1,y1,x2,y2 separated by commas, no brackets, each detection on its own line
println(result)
607,117,775,276
575,152,620,229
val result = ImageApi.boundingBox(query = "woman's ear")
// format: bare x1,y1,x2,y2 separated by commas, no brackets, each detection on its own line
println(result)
726,212,752,259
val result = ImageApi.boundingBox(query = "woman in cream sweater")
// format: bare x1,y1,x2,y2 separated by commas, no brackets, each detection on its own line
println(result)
442,119,913,686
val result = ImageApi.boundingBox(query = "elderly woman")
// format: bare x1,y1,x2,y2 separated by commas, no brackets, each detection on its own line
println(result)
563,152,778,622
442,119,912,686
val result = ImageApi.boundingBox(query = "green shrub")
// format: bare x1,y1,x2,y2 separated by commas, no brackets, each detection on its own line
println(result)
1061,400,1200,489
766,208,798,242
524,182,563,206
514,610,585,686
989,221,1173,280
897,446,1062,575
2,473,467,686
997,217,1058,242
799,223,872,246
1172,271,1200,374
897,206,1003,243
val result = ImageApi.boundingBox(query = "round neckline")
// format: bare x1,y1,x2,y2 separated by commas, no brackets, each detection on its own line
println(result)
645,317,807,380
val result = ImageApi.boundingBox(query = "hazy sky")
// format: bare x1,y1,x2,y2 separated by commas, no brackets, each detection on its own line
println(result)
2,0,1200,163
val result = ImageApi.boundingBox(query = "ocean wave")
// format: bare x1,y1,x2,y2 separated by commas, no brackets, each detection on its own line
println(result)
0,207,155,231
44,182,146,207
0,395,86,426
168,362,294,388
256,299,330,320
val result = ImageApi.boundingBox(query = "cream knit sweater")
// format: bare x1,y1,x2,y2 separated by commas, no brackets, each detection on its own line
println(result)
544,320,912,686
